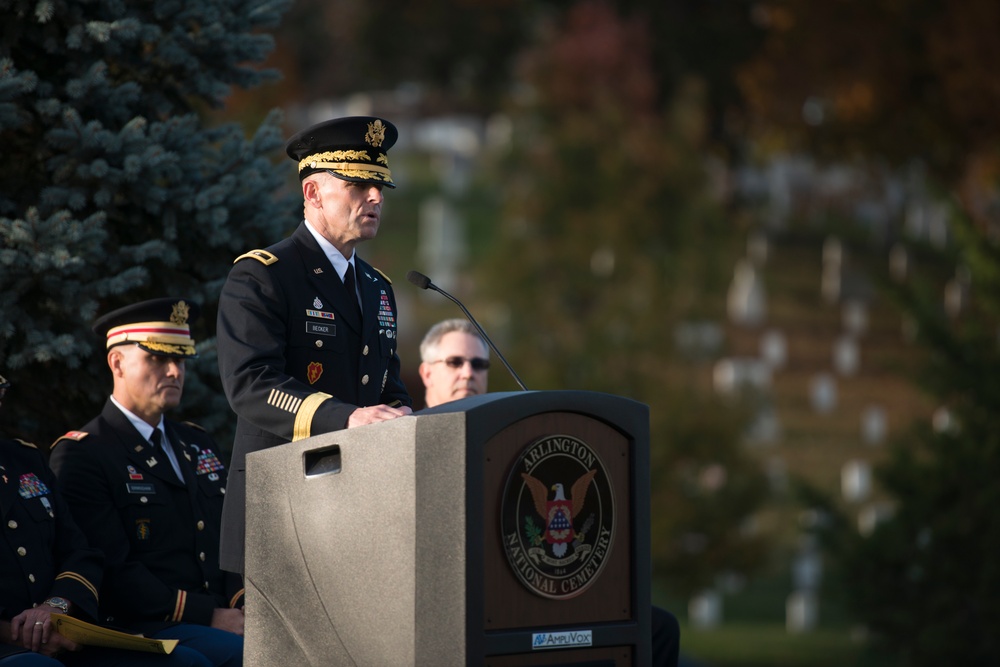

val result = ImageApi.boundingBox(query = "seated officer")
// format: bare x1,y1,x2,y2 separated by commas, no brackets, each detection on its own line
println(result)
0,372,215,666
48,300,243,667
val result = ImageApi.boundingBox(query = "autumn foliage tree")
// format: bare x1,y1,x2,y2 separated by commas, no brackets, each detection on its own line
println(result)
474,0,770,598
739,1,1000,662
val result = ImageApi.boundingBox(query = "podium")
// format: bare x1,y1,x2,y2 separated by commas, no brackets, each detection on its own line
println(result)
244,390,651,666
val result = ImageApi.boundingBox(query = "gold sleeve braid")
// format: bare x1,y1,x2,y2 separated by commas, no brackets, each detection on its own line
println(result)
293,393,333,441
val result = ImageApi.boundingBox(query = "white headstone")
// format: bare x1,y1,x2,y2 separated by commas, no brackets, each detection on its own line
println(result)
688,590,723,630
810,373,837,413
833,336,860,376
786,591,819,633
842,300,868,336
822,236,843,268
748,231,769,266
765,457,788,495
821,263,842,303
713,358,772,396
727,259,767,327
744,407,782,446
760,329,787,369
417,196,465,290
861,405,887,445
674,321,724,359
792,551,823,591
932,406,958,434
927,204,949,249
841,460,872,503
858,502,894,536
905,201,928,240
944,277,965,318
889,243,908,282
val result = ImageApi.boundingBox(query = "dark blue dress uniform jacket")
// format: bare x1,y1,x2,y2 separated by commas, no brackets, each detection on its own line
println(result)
215,221,411,573
1,437,101,658
48,402,244,632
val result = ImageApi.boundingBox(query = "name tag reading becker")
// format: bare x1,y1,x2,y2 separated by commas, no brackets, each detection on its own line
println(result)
306,322,336,336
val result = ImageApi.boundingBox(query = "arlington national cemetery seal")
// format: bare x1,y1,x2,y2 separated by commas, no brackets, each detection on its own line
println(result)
501,434,615,599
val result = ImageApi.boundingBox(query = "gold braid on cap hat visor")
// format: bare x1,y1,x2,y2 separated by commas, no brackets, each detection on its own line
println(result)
298,150,392,181
106,321,195,349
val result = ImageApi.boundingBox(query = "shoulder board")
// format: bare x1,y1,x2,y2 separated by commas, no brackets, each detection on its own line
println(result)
14,438,37,449
50,431,89,448
234,249,278,266
373,267,392,284
180,421,206,432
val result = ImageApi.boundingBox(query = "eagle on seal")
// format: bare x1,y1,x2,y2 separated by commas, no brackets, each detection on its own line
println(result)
521,469,597,557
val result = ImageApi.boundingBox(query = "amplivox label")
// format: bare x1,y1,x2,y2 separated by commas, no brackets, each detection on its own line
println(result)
531,629,593,650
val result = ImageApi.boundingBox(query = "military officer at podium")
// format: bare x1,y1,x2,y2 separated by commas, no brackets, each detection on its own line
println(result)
48,299,244,667
417,321,682,666
215,116,413,575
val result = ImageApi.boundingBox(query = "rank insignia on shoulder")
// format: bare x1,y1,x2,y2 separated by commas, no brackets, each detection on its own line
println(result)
51,431,88,449
234,249,278,265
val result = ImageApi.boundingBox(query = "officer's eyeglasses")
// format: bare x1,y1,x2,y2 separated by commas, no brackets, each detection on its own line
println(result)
0,375,9,400
431,356,490,371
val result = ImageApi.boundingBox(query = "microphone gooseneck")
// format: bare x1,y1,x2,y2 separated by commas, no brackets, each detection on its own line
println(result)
407,270,528,391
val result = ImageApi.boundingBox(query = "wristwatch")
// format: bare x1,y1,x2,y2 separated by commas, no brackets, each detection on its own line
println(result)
44,597,70,613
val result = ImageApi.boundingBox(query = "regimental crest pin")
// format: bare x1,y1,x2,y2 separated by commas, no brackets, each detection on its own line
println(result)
313,297,323,309
500,435,615,600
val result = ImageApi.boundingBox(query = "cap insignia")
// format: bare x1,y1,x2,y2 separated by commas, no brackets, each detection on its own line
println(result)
365,120,387,147
171,301,190,326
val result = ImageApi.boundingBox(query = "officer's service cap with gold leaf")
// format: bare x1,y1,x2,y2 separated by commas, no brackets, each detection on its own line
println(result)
285,116,398,188
93,297,200,358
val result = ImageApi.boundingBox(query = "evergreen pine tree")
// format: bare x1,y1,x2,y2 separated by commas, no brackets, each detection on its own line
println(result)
0,0,295,447
812,209,1000,665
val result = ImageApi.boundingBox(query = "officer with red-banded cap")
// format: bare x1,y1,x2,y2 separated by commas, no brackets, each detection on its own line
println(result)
1,369,217,666
48,299,243,667
215,116,413,575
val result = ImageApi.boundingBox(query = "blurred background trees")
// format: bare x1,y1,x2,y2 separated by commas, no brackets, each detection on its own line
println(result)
739,1,1000,663
3,0,999,663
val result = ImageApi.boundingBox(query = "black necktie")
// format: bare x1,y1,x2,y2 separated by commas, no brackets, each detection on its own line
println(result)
150,428,184,483
343,263,362,318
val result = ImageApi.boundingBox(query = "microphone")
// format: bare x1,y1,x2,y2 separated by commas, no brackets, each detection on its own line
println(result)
407,270,528,391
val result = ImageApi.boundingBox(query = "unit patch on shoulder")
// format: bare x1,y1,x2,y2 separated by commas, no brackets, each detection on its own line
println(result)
234,249,278,265
51,431,89,449
373,267,392,284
